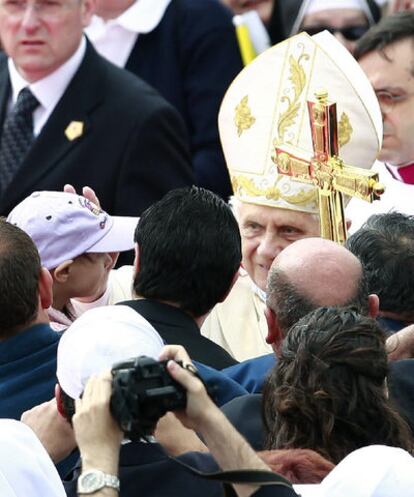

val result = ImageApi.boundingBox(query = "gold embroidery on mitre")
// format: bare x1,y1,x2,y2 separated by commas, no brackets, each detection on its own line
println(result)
65,121,84,141
338,112,353,147
231,174,317,205
234,96,256,137
277,47,310,145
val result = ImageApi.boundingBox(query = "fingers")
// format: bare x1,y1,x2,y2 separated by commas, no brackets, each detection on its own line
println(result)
62,184,100,208
82,186,101,207
63,183,76,194
166,360,204,394
159,344,192,364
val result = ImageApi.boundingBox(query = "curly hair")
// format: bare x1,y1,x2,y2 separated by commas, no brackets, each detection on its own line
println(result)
262,307,413,464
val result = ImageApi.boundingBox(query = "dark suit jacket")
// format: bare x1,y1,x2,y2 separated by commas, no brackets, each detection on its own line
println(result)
0,42,194,218
121,299,238,370
124,0,243,198
64,441,225,497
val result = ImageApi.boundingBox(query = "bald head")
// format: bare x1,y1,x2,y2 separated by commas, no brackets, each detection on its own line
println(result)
266,238,370,336
273,238,362,306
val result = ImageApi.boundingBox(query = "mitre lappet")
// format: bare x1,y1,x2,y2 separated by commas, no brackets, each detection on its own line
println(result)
219,30,384,242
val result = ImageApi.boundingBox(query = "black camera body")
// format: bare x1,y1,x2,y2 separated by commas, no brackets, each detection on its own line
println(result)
110,356,187,440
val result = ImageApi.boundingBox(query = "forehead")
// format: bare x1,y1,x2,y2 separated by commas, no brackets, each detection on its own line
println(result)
302,8,367,26
238,202,319,231
359,38,414,90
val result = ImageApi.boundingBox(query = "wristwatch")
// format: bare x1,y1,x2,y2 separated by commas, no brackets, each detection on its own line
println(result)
77,469,120,494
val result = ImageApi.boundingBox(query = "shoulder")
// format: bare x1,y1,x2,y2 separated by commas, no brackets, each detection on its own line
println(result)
83,42,175,114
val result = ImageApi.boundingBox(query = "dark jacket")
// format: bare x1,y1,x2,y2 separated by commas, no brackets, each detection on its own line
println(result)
124,0,243,198
120,299,238,369
0,41,193,217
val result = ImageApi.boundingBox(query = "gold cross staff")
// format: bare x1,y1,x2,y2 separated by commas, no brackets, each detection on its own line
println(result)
273,90,384,244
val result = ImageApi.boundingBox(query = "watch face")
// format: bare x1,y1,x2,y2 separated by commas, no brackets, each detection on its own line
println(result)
79,471,104,492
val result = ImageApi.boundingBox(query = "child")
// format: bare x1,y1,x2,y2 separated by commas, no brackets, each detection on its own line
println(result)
7,191,137,329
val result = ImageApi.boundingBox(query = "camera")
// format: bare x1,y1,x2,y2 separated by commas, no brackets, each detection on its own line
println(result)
110,356,187,440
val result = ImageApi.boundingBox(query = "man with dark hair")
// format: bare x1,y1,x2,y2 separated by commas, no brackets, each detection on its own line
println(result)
346,11,414,229
345,212,414,333
0,219,58,419
122,186,240,369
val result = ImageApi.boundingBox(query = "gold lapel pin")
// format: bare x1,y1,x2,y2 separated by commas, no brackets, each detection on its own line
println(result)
65,121,84,141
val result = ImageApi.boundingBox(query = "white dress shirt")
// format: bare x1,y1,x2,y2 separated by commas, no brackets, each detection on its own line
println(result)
85,0,171,68
8,37,86,137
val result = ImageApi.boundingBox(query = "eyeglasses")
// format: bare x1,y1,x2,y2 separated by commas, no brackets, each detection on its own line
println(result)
375,90,414,114
0,0,71,18
302,24,370,41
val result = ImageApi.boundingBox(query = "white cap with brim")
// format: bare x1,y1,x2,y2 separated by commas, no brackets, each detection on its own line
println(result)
7,191,139,270
57,305,165,399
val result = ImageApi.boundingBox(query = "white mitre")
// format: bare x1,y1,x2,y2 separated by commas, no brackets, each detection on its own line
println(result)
219,31,383,215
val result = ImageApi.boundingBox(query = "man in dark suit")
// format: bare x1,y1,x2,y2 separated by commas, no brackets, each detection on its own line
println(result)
0,0,193,218
121,186,240,369
86,0,243,198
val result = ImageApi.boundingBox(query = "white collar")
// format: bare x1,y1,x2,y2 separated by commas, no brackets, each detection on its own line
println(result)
8,37,86,111
90,0,172,35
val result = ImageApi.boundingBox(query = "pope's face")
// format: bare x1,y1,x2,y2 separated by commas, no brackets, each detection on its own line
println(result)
94,0,134,18
0,0,94,83
359,38,414,166
238,203,320,291
220,0,273,25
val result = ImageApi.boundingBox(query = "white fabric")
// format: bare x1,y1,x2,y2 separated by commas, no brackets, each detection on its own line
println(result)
57,305,164,398
345,161,414,234
85,0,171,67
298,445,414,497
0,420,65,497
235,11,270,55
8,38,86,137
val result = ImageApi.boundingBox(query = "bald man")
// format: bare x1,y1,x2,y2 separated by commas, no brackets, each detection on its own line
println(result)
220,237,379,448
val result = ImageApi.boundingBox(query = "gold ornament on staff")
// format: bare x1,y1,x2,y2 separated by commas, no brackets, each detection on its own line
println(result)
274,89,384,244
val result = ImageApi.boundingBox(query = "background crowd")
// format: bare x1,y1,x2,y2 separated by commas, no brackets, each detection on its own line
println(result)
1,0,414,496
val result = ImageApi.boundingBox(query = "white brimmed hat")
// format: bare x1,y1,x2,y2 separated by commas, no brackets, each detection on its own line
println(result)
57,305,164,399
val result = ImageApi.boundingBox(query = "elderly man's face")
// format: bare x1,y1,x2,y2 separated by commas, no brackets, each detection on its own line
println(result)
359,38,414,166
238,202,320,291
0,0,94,83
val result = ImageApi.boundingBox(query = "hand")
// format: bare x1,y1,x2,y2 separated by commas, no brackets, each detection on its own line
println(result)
21,398,76,463
386,324,414,360
73,371,123,474
155,412,208,456
159,345,218,431
63,184,101,208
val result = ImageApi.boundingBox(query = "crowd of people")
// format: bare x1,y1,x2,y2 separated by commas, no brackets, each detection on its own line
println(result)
1,0,414,496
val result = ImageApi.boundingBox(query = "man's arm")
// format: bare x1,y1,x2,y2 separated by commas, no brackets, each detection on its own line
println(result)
160,345,272,497
72,372,123,497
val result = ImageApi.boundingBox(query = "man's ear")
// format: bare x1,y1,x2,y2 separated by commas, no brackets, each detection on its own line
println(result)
218,270,239,303
265,307,283,355
133,243,140,275
106,251,119,270
368,294,380,318
53,260,74,284
38,267,53,310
